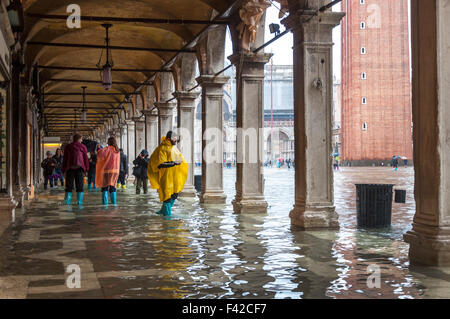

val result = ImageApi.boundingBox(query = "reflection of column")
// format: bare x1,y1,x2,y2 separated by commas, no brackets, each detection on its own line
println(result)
229,53,270,213
174,91,200,197
404,1,450,266
155,102,175,139
196,75,229,204
142,109,158,152
133,117,145,156
282,9,344,229
126,120,135,170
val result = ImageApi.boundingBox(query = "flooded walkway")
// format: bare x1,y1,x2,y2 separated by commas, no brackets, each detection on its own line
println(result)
1,167,450,299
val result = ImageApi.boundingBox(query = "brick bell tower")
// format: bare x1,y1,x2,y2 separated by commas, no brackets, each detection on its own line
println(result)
341,0,413,165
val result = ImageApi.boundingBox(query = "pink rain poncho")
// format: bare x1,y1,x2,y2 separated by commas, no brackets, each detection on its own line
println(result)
95,145,120,188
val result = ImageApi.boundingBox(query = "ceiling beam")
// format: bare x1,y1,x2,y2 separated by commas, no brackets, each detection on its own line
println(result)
37,65,169,73
44,78,142,87
26,13,229,25
42,92,135,96
44,106,123,110
28,42,194,53
45,101,120,104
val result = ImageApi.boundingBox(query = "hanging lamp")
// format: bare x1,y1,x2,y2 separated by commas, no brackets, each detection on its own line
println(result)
97,24,114,90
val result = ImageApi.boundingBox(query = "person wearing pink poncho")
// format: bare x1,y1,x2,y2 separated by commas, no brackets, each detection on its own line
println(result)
96,137,120,205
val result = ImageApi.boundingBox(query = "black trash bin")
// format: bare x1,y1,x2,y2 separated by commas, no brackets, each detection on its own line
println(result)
355,184,394,228
395,189,406,203
194,175,202,192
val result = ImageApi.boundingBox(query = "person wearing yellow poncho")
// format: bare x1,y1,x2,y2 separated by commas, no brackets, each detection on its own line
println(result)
148,131,188,216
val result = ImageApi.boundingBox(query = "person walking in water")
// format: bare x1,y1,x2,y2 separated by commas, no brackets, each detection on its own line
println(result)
62,134,89,205
148,131,188,217
133,149,149,194
87,149,97,190
117,149,128,190
53,148,64,187
96,137,120,205
41,151,57,190
392,156,399,171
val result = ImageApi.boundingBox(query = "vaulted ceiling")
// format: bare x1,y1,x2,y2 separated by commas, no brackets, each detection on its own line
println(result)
22,0,237,137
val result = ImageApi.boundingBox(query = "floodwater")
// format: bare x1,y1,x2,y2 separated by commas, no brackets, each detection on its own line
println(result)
1,166,450,299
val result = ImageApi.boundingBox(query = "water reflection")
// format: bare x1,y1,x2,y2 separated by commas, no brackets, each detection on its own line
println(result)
3,166,448,298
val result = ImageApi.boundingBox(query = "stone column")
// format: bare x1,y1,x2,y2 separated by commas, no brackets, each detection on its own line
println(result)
282,8,344,229
174,91,200,197
133,117,145,156
120,125,127,154
142,109,159,152
229,53,271,213
404,0,450,266
126,120,135,170
196,75,229,203
155,102,175,139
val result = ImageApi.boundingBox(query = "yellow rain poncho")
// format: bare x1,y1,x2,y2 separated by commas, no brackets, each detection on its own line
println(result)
148,136,189,202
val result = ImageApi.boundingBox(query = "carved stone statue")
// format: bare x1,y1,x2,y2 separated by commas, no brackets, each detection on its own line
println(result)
237,0,271,52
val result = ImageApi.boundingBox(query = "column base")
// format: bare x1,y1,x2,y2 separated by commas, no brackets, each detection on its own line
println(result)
0,195,18,235
232,197,268,213
289,205,339,230
404,227,450,266
199,191,226,204
179,185,197,198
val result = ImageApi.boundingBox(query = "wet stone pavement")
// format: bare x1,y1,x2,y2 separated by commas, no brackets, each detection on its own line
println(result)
1,167,450,299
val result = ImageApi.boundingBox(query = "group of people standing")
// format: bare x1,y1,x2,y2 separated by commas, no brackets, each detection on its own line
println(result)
41,131,188,217
40,148,64,189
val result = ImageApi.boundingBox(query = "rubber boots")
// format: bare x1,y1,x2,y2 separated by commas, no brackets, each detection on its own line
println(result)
88,184,91,190
122,184,127,190
110,192,117,205
65,192,72,205
102,191,109,205
77,192,84,205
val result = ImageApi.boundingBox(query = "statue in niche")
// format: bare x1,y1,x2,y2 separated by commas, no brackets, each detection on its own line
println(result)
237,0,271,52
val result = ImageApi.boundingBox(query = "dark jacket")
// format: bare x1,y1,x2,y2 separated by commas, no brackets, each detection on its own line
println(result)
89,154,97,172
62,141,89,174
53,155,63,170
120,152,128,174
133,156,149,179
41,158,57,176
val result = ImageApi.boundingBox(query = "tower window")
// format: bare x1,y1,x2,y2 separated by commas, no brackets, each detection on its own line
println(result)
362,97,367,105
361,72,367,80
360,0,365,4
362,122,368,131
361,22,366,29
361,47,366,54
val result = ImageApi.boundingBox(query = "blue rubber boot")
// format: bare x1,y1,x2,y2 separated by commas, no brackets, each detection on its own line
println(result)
64,192,72,205
77,192,84,205
110,192,117,205
163,202,172,217
88,184,91,190
102,191,109,205
157,202,169,215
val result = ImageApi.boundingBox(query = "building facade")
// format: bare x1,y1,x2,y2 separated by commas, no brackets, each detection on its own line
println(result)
341,0,413,165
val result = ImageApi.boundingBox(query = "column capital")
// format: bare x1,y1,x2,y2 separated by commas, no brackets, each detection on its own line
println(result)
131,116,144,123
196,75,229,87
141,109,158,117
173,91,200,102
155,102,176,116
228,52,273,66
282,10,345,34
125,119,135,126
